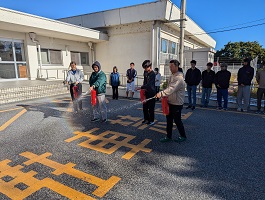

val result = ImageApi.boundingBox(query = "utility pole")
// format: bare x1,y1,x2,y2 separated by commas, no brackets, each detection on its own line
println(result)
179,0,186,69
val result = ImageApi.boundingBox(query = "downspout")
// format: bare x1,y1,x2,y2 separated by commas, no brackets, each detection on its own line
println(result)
28,32,42,78
88,42,94,65
151,22,155,67
157,23,161,71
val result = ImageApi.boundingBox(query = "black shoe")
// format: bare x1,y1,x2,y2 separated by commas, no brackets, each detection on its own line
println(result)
186,105,192,109
147,121,155,125
142,120,148,124
91,118,100,122
191,106,195,110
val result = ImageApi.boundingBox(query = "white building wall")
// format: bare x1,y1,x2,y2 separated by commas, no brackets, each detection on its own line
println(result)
94,22,152,77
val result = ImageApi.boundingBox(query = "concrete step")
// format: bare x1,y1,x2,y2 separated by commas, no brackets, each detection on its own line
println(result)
0,83,68,105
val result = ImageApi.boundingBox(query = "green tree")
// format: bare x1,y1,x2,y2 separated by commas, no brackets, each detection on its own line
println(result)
215,41,265,64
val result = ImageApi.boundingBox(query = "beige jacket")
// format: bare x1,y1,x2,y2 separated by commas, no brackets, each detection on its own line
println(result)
256,69,265,89
161,72,185,105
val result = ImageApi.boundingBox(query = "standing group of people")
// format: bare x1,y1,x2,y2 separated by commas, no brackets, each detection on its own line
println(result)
184,58,265,113
65,57,265,144
65,59,187,143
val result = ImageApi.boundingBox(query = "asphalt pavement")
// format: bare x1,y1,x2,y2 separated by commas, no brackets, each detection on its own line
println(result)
0,95,264,200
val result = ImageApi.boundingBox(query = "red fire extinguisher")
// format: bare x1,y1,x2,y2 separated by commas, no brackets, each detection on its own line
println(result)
161,96,169,115
91,89,97,106
140,89,146,104
73,86,78,99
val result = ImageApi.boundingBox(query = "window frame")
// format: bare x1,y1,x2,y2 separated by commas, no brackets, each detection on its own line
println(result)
39,48,63,65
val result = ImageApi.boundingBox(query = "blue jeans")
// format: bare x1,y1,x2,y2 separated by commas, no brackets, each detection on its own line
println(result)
201,87,212,106
217,89,228,109
187,85,197,107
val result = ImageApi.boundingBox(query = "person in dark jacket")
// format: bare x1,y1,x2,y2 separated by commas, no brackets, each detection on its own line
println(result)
201,62,215,107
89,61,107,122
215,63,231,110
140,60,156,125
65,61,84,113
110,66,120,100
185,60,201,110
236,58,254,112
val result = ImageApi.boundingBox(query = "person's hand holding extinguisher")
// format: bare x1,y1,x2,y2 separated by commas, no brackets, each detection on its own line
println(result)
90,85,94,91
156,92,162,99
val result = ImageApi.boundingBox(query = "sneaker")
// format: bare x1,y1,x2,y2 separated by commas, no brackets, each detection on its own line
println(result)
91,118,100,122
142,120,148,124
160,137,173,143
147,121,155,125
237,108,243,112
255,110,261,114
243,109,248,112
223,108,228,111
217,107,222,110
101,119,107,123
191,106,195,110
174,136,187,143
186,105,192,109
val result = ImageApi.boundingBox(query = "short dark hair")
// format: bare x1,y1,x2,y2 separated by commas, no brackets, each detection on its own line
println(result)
169,59,180,66
142,60,152,68
207,62,213,67
130,62,135,65
154,68,159,72
190,60,197,65
70,61,76,65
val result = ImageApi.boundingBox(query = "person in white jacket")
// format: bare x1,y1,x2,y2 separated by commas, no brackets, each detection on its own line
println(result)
156,59,187,143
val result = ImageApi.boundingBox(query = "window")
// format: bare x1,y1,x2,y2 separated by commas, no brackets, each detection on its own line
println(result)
161,39,168,53
50,50,62,64
40,49,49,64
0,41,13,61
40,49,62,65
71,52,89,65
14,42,25,61
80,52,89,65
171,42,176,54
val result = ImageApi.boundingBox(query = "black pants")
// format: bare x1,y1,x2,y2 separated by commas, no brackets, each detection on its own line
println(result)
166,104,186,139
155,86,160,101
143,98,155,122
257,88,265,110
112,86,119,99
70,83,82,111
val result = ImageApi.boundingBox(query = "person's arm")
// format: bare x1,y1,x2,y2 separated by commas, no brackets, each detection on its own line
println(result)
66,71,71,84
77,70,84,83
249,67,254,83
161,77,182,97
184,69,189,83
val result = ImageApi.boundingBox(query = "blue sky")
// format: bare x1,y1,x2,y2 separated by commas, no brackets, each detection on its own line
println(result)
0,0,264,50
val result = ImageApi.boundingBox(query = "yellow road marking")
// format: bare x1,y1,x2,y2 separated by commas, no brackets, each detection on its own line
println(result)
0,107,23,113
0,152,121,199
0,109,27,131
65,128,152,160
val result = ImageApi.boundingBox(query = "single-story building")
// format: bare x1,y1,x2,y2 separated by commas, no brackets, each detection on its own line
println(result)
0,0,216,81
